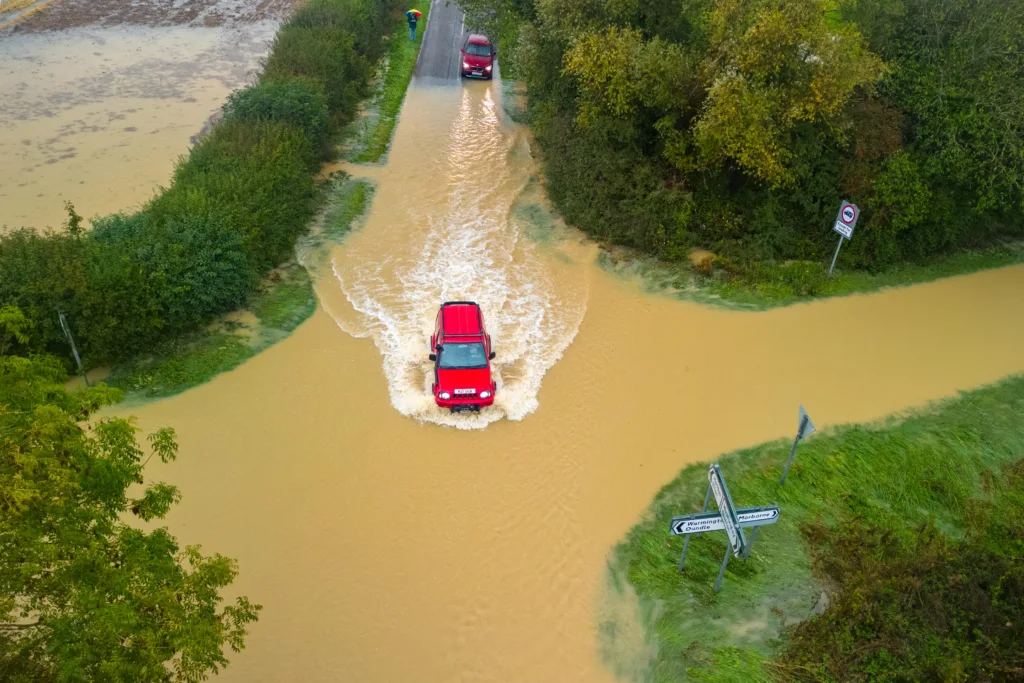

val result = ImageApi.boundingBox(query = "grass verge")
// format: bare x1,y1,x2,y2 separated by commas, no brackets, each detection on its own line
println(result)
347,0,429,163
599,242,1024,311
603,375,1024,682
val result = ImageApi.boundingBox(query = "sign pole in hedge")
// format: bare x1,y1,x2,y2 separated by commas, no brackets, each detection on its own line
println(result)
58,312,89,388
828,200,859,277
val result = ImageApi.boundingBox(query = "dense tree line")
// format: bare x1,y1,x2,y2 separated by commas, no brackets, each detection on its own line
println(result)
0,0,402,367
466,0,1024,277
0,307,260,681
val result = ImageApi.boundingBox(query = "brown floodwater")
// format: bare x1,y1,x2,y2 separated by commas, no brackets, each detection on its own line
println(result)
117,77,1024,681
0,21,277,231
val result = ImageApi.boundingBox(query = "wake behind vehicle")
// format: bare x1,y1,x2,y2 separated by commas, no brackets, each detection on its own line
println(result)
460,34,495,80
429,301,496,412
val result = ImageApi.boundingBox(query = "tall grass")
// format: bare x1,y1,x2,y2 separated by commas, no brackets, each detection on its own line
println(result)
607,375,1024,681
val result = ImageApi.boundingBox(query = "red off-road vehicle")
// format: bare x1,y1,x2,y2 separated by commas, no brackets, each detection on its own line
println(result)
429,301,496,412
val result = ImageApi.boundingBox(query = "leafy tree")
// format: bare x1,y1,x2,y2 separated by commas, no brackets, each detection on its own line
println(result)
0,314,260,682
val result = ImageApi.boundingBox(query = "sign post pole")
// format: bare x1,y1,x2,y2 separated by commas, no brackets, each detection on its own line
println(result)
678,483,711,572
780,405,815,486
714,545,731,592
58,312,89,388
828,201,859,277
828,235,844,276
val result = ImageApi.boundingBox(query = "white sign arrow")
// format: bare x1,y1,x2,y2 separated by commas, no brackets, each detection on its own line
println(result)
670,506,781,536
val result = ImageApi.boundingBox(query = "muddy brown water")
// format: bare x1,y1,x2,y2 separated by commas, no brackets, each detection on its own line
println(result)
113,74,1024,682
0,20,277,231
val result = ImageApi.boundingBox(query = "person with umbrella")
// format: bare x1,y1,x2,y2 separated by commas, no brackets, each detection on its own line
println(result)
405,8,422,41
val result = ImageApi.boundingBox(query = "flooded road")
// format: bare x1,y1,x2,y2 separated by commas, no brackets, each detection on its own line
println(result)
125,70,1024,683
0,11,279,231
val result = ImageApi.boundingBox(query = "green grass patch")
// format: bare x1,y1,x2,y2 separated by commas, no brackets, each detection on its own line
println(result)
324,178,373,240
601,243,1024,310
106,331,255,401
349,0,430,162
604,375,1024,681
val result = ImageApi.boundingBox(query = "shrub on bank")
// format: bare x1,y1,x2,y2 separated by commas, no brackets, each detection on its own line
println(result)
0,0,402,365
150,118,318,271
263,22,369,119
224,79,332,159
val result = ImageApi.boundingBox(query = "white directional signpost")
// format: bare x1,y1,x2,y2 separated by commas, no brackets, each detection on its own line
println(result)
671,506,780,536
828,200,859,276
674,464,779,592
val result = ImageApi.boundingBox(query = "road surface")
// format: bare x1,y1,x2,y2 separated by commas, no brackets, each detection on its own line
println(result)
414,0,468,82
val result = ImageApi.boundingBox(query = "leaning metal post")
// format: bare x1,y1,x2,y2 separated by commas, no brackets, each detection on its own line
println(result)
779,416,808,486
678,483,712,572
714,545,731,592
828,235,844,276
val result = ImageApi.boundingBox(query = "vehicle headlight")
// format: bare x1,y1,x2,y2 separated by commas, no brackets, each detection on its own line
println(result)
462,62,470,69
485,65,492,71
480,390,491,399
439,392,451,400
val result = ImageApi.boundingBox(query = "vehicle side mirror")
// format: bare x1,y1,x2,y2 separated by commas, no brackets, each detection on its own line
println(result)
489,351,496,360
460,48,465,53
429,353,437,362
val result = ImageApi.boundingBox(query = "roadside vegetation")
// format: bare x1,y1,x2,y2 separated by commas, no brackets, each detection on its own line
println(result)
349,0,430,162
605,375,1024,681
0,0,406,385
0,307,260,681
460,0,1024,305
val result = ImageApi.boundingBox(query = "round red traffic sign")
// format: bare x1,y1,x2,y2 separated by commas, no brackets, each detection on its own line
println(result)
841,204,857,224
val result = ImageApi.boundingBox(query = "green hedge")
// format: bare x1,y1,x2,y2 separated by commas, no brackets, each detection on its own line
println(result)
0,0,402,365
499,0,1024,275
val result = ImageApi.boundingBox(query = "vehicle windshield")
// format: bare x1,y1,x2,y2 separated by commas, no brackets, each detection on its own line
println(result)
465,43,491,57
439,342,488,369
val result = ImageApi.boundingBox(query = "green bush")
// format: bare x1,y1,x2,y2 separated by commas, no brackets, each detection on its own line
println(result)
150,118,317,272
289,0,393,62
263,24,369,119
224,79,332,158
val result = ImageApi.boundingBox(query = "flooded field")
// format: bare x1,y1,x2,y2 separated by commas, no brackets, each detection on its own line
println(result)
124,72,1024,683
0,0,289,231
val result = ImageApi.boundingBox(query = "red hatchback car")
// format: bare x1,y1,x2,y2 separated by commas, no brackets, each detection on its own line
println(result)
429,301,496,412
460,34,495,80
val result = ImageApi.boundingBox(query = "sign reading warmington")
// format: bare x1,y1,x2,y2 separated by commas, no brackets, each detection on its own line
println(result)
670,506,781,536
709,464,745,557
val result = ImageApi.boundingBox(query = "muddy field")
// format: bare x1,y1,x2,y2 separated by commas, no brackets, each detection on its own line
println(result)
4,0,300,32
0,0,293,232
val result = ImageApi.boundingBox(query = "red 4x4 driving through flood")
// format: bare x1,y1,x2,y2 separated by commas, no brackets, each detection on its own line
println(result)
429,301,496,412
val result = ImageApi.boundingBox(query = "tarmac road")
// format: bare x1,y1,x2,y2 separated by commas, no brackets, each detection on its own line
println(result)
413,0,469,82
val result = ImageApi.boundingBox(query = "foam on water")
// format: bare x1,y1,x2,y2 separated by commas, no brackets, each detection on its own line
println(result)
322,84,588,429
